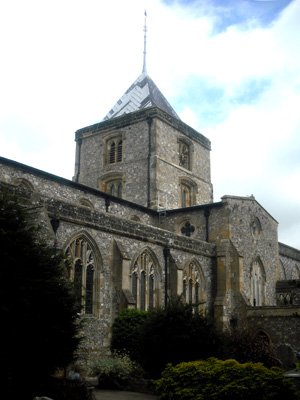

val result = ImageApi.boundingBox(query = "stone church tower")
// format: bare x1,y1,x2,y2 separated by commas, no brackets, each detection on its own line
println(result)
73,72,213,210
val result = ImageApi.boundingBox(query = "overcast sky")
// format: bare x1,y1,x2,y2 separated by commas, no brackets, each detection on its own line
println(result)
0,0,299,249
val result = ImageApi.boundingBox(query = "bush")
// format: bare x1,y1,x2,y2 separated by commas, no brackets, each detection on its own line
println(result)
225,328,280,368
156,358,299,400
111,308,149,363
90,352,143,389
140,296,225,377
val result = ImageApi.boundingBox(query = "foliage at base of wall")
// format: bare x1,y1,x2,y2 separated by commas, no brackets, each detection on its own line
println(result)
111,297,225,378
89,351,144,390
156,358,300,400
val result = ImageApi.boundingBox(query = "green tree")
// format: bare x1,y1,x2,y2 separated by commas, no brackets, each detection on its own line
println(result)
0,191,80,398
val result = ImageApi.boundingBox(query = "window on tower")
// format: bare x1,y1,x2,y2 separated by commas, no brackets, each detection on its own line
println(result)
180,178,197,208
107,137,123,164
100,173,123,199
178,140,190,170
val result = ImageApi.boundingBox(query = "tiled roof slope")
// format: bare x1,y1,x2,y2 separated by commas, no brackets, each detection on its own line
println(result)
103,72,179,120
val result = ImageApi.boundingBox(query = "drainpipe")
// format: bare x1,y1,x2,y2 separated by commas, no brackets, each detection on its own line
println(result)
204,207,210,242
147,117,153,208
75,139,82,183
163,247,170,307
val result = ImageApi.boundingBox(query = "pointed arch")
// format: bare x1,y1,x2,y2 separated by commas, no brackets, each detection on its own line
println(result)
180,177,197,207
11,177,34,191
276,260,286,281
292,264,300,279
131,247,162,311
182,258,205,312
63,231,103,317
250,258,266,307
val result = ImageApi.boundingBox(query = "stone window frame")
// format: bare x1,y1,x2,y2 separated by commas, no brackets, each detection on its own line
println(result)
250,258,266,307
174,216,197,237
250,217,262,239
78,198,94,209
64,232,103,317
177,136,194,171
99,172,124,199
11,177,34,191
182,259,205,312
103,132,124,166
130,248,161,311
180,177,197,207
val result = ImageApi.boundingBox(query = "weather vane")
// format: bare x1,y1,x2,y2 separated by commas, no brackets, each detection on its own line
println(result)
143,10,147,74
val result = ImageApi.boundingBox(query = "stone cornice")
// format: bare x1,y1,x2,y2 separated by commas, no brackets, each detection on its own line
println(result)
75,106,211,150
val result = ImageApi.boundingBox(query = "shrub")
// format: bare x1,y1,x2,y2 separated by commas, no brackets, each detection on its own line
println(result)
140,296,225,377
156,358,299,400
224,328,280,368
111,308,149,363
90,351,143,389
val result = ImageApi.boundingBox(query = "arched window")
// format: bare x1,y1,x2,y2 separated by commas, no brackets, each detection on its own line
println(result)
117,140,123,162
11,178,34,191
102,177,123,199
250,259,266,307
180,178,197,208
131,251,159,311
178,141,190,170
107,137,123,164
181,184,191,207
65,237,97,314
109,141,116,163
183,261,204,312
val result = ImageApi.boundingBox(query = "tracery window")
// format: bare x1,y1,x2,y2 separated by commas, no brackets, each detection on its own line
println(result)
107,138,122,164
179,141,190,170
250,259,266,307
65,237,96,314
131,251,157,311
183,262,204,311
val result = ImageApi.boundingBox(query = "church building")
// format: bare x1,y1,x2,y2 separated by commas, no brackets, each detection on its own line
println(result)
1,18,300,369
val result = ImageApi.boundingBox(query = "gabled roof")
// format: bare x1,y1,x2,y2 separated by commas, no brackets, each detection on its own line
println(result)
103,72,180,121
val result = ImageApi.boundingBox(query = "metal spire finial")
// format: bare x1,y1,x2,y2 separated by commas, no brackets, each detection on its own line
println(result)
143,10,147,74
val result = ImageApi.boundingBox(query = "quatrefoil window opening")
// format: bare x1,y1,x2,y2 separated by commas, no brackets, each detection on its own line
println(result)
181,221,195,237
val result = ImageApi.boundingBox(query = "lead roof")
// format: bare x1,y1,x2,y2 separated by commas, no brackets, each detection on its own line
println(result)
103,72,180,121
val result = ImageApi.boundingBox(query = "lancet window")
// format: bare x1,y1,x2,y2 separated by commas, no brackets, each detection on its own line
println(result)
131,251,157,311
107,138,122,164
180,177,197,208
181,184,192,207
106,180,122,198
179,141,190,170
65,237,96,314
250,259,266,307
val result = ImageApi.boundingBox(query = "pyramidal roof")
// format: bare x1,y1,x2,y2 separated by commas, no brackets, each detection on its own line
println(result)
103,72,180,121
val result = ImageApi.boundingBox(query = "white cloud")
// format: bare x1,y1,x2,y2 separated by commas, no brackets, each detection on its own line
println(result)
0,0,299,248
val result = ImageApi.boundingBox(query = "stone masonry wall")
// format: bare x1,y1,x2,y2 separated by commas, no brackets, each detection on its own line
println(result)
279,242,300,280
75,107,213,210
210,196,280,307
